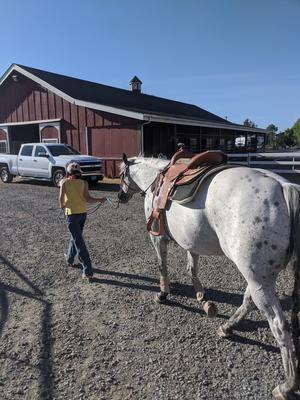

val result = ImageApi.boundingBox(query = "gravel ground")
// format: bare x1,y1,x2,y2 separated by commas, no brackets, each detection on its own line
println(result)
0,177,298,400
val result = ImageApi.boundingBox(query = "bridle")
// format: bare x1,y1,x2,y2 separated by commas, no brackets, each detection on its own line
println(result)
119,167,139,195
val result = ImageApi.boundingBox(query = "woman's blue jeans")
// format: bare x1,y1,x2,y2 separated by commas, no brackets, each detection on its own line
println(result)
66,213,93,276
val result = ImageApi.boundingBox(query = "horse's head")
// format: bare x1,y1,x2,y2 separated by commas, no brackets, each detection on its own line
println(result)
118,153,142,203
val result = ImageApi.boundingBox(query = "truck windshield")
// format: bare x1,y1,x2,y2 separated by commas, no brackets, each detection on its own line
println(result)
46,145,78,156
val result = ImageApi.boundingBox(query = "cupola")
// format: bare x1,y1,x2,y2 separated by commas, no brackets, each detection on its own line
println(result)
129,76,142,93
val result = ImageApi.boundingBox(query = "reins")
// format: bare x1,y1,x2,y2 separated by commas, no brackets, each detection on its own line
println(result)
85,197,120,215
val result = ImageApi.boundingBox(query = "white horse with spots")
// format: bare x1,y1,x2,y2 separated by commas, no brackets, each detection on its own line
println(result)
118,154,300,400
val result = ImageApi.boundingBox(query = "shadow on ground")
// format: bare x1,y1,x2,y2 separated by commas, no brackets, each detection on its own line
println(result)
0,254,54,400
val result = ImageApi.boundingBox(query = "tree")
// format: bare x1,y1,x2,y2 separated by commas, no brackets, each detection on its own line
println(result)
275,128,296,149
266,124,278,134
243,118,257,128
265,124,278,148
291,119,300,145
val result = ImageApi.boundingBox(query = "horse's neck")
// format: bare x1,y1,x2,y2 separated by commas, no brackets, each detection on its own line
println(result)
134,159,168,192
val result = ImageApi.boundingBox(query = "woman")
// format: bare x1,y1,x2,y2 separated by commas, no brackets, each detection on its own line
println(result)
59,162,106,281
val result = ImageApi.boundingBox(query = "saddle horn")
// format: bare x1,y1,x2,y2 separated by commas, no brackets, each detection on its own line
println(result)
177,142,185,150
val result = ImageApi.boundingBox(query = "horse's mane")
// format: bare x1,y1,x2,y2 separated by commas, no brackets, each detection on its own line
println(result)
119,156,169,175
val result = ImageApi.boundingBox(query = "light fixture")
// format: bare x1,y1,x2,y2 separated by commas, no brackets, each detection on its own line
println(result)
12,74,19,82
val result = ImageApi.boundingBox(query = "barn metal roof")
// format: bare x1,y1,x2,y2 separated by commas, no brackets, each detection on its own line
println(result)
18,64,231,123
0,64,266,132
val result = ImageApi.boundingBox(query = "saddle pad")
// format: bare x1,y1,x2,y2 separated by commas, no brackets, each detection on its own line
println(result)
171,164,240,204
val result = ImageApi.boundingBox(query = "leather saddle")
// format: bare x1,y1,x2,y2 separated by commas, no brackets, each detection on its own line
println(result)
147,149,228,236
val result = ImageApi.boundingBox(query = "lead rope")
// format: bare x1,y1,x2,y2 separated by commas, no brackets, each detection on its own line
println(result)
58,196,120,220
105,196,120,209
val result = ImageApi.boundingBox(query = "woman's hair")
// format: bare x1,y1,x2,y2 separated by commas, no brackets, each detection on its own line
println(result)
66,162,82,178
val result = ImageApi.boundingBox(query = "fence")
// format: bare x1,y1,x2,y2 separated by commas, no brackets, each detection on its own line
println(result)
227,152,300,175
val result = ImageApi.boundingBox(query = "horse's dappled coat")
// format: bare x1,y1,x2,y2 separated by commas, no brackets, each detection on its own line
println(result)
119,156,300,400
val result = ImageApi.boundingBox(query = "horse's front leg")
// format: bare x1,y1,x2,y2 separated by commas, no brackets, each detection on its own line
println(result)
187,251,217,318
150,235,170,303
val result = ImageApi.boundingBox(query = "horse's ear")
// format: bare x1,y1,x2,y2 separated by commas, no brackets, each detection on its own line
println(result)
122,153,129,165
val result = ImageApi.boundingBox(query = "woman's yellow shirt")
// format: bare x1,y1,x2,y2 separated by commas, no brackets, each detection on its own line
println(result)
63,179,87,215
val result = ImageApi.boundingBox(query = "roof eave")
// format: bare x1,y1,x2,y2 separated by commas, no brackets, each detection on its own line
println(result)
143,114,266,133
74,100,144,120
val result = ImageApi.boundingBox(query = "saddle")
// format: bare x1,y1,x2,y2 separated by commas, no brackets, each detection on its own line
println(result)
147,149,228,236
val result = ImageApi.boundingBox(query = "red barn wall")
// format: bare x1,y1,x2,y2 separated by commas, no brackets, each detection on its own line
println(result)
0,71,141,176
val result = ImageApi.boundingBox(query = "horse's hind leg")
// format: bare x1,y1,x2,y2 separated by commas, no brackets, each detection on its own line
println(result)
218,285,254,337
187,251,217,318
150,236,170,303
248,279,298,400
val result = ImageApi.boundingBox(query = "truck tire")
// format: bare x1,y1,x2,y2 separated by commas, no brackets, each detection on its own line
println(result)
52,169,66,187
0,166,13,183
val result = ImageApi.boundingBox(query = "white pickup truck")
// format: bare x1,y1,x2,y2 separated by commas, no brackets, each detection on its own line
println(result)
0,143,104,187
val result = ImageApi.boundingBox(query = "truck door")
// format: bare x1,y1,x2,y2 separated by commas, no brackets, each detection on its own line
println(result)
18,145,35,176
32,145,50,178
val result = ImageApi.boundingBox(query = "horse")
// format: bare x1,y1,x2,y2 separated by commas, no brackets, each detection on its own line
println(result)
117,153,300,400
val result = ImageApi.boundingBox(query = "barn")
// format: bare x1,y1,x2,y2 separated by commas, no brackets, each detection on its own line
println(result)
0,64,266,177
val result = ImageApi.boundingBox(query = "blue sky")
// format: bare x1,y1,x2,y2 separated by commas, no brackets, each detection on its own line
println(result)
0,0,299,131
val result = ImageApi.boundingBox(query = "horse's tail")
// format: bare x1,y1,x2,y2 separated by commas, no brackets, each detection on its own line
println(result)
282,183,300,376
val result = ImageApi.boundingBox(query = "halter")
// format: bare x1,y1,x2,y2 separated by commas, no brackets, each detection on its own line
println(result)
120,170,139,195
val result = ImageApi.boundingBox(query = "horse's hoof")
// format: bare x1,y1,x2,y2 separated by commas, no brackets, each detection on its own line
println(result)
217,325,233,338
202,301,218,318
155,292,168,304
272,385,298,400
196,291,205,301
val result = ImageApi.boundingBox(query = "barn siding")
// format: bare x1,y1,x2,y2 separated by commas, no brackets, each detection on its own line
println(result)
34,90,42,120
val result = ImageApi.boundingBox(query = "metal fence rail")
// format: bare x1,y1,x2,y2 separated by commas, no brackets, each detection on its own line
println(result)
227,152,300,174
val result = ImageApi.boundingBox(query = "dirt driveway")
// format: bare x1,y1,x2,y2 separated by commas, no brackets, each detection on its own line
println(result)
0,178,296,399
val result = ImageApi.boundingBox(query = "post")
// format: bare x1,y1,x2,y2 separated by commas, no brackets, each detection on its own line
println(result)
85,126,89,154
199,126,202,152
174,124,177,152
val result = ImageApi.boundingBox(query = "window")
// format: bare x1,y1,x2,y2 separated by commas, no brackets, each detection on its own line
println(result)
66,145,80,155
34,145,47,157
46,145,77,156
20,145,34,156
0,141,7,153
